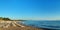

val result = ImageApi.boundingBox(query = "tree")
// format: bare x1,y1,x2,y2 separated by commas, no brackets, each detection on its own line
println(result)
2,18,10,20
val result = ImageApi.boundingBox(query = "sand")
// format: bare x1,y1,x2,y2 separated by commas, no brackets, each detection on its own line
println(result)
0,25,44,30
0,21,44,30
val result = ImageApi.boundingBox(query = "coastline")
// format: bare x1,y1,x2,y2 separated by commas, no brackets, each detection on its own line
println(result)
0,20,57,30
0,21,44,30
0,25,44,30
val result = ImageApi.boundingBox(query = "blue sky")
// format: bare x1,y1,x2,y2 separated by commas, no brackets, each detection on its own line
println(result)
0,0,60,20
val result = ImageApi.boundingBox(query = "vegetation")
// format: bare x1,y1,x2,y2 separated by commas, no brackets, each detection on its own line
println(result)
0,17,26,21
0,17,10,21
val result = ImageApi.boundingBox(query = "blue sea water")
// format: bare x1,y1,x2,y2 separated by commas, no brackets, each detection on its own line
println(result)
19,20,60,30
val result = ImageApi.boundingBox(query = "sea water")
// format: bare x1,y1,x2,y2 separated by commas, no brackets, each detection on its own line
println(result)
21,20,60,30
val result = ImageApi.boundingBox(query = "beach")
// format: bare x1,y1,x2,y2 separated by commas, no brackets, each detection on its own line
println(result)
0,21,44,30
0,25,44,30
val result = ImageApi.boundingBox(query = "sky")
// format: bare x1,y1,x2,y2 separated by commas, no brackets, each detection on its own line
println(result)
0,0,60,20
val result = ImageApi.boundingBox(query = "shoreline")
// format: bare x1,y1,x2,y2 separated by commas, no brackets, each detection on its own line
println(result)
0,20,57,30
0,21,44,30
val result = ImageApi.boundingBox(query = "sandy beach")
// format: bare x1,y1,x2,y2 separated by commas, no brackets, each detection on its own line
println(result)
0,25,44,30
0,21,44,30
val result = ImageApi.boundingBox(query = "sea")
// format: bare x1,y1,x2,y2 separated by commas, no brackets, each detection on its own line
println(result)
18,20,60,30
